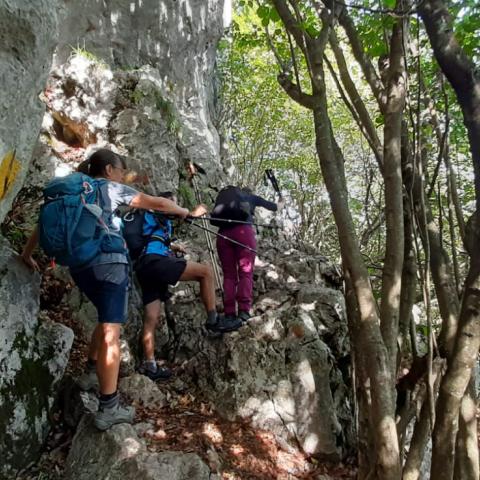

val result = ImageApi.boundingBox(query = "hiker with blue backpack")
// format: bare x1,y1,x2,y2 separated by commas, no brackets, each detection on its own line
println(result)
123,191,243,381
210,186,284,323
20,148,208,430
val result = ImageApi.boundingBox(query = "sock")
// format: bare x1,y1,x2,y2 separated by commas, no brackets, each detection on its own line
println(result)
86,358,96,372
206,310,217,325
144,359,158,373
99,391,119,410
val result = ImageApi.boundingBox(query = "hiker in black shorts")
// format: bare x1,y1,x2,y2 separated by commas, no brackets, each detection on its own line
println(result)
130,192,242,381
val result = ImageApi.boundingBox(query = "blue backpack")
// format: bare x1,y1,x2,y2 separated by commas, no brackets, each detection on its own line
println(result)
39,173,124,267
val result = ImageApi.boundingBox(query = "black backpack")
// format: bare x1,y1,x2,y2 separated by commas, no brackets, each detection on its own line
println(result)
209,186,251,228
122,210,170,261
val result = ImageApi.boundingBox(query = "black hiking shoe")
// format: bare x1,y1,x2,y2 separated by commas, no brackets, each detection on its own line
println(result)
139,364,173,382
238,310,251,323
206,314,242,334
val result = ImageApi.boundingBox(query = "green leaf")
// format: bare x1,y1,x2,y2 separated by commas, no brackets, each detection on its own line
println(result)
305,24,320,37
256,5,270,19
374,114,384,127
270,7,281,22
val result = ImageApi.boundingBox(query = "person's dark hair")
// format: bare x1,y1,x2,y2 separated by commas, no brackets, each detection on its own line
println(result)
77,149,126,177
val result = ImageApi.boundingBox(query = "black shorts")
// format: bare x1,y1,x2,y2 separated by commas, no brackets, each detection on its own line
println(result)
135,254,187,305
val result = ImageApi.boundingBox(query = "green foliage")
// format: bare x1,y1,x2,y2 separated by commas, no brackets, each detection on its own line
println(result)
130,87,180,135
177,182,196,209
69,45,107,67
130,89,145,104
154,93,180,135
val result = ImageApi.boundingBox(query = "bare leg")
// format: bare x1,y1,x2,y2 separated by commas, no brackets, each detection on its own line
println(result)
88,324,102,361
96,323,121,395
179,262,215,312
142,300,163,361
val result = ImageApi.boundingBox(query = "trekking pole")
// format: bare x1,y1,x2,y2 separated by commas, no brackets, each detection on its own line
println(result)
196,216,278,229
265,169,282,198
187,163,223,292
186,218,257,254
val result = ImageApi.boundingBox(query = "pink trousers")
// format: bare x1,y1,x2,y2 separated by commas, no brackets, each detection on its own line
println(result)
216,225,256,315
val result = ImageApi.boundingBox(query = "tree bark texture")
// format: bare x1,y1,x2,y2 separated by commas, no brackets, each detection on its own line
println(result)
430,249,480,479
379,19,407,376
408,153,460,357
419,0,480,210
420,1,480,477
328,32,384,169
399,198,417,358
453,378,479,480
402,359,443,480
345,270,376,479
399,124,418,358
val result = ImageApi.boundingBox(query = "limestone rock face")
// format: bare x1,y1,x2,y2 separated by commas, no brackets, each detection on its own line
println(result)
0,0,59,224
53,0,225,182
119,373,168,409
65,418,213,480
155,236,353,459
0,237,74,477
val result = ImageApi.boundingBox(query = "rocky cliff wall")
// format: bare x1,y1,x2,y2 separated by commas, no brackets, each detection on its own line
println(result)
53,0,226,184
0,0,59,224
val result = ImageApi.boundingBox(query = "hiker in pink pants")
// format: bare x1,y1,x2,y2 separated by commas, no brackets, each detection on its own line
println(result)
215,187,284,322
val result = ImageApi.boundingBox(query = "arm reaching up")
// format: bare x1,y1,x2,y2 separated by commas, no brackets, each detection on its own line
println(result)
130,192,189,218
20,226,40,271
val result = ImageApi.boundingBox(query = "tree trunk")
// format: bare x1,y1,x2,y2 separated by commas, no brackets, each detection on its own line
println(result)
430,242,480,479
410,158,460,357
399,122,418,358
311,101,400,479
402,398,431,480
399,200,417,358
419,0,480,208
402,359,443,480
453,378,479,480
328,32,383,168
345,270,376,479
379,18,407,376
419,1,480,476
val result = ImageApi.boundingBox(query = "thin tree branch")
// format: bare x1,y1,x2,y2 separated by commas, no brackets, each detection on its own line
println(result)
277,73,318,109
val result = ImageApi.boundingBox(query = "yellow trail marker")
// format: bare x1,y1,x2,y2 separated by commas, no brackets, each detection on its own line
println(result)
0,149,21,200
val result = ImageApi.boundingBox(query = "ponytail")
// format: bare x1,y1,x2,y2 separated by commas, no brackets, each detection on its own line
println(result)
77,148,126,177
77,159,91,174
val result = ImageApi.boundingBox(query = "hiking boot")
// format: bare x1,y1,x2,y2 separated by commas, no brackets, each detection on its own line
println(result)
76,371,99,391
139,364,173,382
238,310,251,323
94,403,135,431
206,314,242,333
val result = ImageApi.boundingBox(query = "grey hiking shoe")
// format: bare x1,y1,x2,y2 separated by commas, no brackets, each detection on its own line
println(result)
76,371,99,391
94,403,135,431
